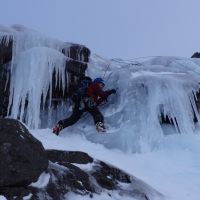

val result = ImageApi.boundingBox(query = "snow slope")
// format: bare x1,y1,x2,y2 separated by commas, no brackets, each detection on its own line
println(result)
31,126,200,200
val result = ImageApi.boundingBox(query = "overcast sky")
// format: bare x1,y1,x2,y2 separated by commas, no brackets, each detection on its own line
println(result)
1,0,200,59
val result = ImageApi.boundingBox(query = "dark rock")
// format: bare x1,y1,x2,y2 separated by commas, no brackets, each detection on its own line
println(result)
0,36,12,118
0,119,48,187
0,63,10,117
66,59,87,76
0,149,163,200
191,52,200,58
52,59,87,99
0,37,13,65
46,150,162,199
62,43,91,63
51,59,87,101
92,161,131,190
0,161,95,200
59,162,94,192
0,186,38,200
47,149,93,164
46,162,95,198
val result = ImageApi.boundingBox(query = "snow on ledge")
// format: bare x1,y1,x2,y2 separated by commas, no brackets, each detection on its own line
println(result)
30,172,50,188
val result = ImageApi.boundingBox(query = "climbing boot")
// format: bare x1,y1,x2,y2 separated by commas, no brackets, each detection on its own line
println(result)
96,122,106,133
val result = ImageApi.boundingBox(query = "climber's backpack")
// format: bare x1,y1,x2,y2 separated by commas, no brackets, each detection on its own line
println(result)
72,76,92,101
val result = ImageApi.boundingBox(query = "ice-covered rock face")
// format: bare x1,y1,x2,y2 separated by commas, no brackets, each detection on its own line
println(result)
83,55,200,152
1,25,200,153
0,25,89,128
0,25,68,129
8,47,68,128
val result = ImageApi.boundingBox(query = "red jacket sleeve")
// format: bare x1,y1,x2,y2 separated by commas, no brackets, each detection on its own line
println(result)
87,83,112,105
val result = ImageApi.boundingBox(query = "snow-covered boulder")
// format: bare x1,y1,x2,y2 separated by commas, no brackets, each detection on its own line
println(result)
191,52,200,58
46,149,94,164
0,119,48,187
0,149,163,200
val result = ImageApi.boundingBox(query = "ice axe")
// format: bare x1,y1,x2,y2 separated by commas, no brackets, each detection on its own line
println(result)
102,62,112,83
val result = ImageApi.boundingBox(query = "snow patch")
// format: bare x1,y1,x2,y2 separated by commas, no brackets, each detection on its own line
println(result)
73,162,96,171
23,193,33,200
65,191,137,200
32,128,200,200
0,196,7,200
30,172,50,188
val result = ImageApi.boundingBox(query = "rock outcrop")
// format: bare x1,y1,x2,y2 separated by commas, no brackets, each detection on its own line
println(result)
191,52,200,58
0,36,12,65
62,43,91,63
0,147,163,200
0,63,10,117
0,117,163,199
0,119,48,187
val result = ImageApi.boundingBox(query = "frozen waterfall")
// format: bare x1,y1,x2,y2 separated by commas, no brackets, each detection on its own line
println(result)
84,55,200,152
1,25,69,128
1,25,200,152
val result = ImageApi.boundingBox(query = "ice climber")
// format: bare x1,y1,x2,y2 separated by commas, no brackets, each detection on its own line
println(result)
52,77,116,135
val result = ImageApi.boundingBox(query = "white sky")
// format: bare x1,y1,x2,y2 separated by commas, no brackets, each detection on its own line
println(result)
1,0,200,59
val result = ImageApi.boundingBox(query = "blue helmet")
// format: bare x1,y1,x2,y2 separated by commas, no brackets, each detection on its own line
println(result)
93,77,105,85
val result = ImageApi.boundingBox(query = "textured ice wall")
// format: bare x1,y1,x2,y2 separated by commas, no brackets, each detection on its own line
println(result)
84,55,200,152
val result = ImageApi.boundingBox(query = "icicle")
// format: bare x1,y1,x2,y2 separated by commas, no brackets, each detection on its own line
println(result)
1,25,74,129
189,90,200,124
0,35,12,46
8,47,67,129
0,25,15,46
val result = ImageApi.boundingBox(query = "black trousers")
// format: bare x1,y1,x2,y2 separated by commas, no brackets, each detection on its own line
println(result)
58,101,104,129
